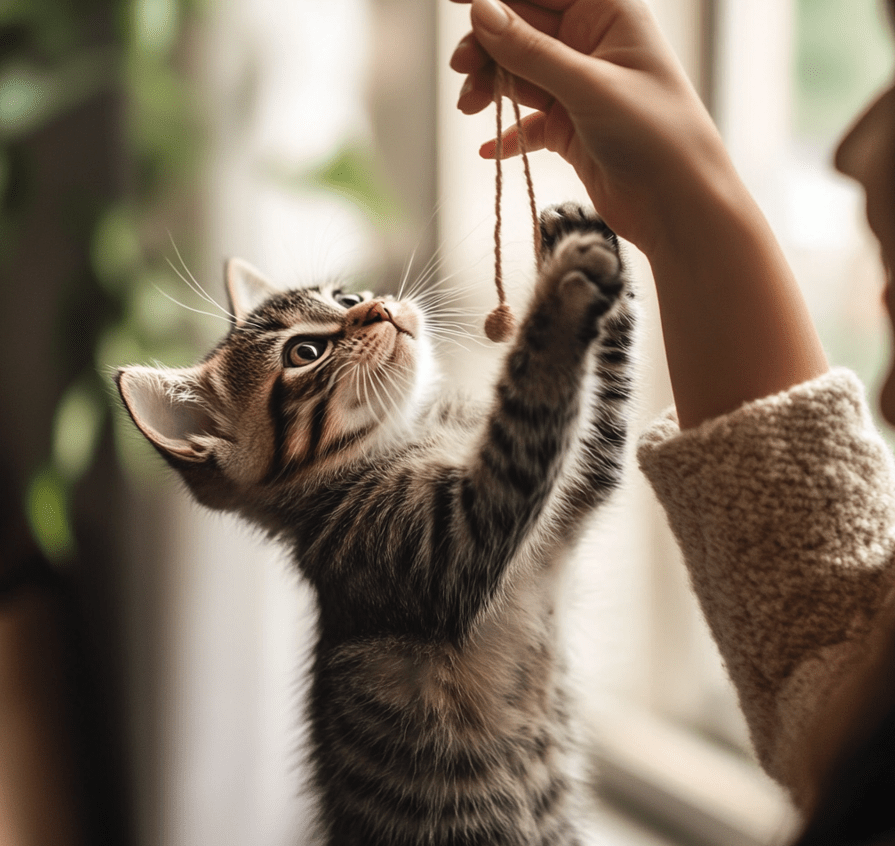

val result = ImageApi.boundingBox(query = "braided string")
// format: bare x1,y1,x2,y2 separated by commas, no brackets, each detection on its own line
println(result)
493,68,506,311
503,68,541,262
486,66,539,343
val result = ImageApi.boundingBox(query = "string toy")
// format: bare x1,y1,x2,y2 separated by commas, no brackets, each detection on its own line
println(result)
485,65,542,343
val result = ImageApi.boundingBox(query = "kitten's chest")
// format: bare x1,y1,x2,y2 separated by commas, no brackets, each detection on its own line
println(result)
324,569,564,739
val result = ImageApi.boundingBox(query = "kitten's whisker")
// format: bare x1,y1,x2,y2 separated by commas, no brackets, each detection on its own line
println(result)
166,235,234,319
398,199,492,300
406,263,458,298
393,196,453,299
402,263,454,303
360,365,372,414
409,292,478,313
424,318,475,332
426,315,477,326
371,366,408,432
162,260,265,332
368,366,400,430
406,284,482,303
400,248,468,301
327,360,355,392
366,360,407,428
152,285,234,325
402,251,450,300
425,326,490,351
405,274,484,306
396,245,420,301
427,321,478,335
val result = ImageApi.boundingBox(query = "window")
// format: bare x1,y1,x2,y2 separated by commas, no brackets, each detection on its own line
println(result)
134,0,894,843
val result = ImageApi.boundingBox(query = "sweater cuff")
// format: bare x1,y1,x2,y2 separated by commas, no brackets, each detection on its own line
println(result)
636,369,895,785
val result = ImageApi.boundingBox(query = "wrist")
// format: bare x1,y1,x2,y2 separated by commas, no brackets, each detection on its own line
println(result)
642,125,750,261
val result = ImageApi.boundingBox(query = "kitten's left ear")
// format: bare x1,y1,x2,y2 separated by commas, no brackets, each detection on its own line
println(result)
225,258,278,324
116,365,217,463
116,365,237,510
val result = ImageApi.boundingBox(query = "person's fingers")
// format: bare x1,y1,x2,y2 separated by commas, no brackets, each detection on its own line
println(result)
457,66,554,115
450,31,489,73
457,78,494,115
451,0,576,11
469,0,600,111
451,0,563,73
478,111,549,159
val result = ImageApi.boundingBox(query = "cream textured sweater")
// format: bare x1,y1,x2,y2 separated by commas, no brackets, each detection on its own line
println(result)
637,369,895,793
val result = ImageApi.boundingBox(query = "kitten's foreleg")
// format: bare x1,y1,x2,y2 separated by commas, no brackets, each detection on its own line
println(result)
421,213,627,639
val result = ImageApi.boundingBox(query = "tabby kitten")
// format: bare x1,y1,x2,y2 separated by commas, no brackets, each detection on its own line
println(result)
117,203,636,846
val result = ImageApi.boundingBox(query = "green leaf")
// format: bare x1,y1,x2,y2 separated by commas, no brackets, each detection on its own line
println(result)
91,204,142,292
0,50,118,141
130,0,180,56
52,378,106,482
25,464,76,562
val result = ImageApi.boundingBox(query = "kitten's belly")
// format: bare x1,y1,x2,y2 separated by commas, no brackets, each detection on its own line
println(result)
312,571,579,844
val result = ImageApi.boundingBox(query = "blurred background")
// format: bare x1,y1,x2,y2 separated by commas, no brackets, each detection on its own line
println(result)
0,0,891,844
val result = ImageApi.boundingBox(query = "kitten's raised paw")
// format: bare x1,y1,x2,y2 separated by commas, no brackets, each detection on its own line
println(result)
551,233,623,321
538,203,619,263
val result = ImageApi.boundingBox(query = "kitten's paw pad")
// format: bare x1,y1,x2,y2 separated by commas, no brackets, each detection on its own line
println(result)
553,234,623,316
555,234,621,290
538,203,619,262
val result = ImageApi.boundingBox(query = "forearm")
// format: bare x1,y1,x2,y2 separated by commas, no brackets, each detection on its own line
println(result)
643,154,828,429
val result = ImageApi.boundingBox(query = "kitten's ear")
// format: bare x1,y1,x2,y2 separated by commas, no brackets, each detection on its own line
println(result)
225,258,278,324
116,366,217,463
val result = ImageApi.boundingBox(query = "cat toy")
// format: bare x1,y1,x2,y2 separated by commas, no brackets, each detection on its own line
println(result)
484,65,541,343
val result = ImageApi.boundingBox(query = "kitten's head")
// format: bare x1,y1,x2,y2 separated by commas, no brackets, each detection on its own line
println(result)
117,259,436,515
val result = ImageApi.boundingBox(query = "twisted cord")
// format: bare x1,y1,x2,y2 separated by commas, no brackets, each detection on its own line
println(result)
486,66,539,343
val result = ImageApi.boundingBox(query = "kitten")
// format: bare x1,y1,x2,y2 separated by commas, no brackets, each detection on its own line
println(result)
117,203,636,845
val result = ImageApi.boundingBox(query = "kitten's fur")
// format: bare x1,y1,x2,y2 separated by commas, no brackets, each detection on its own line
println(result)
117,204,636,845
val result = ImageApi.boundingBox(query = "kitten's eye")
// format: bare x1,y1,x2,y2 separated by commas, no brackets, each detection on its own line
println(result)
285,339,328,367
335,292,363,308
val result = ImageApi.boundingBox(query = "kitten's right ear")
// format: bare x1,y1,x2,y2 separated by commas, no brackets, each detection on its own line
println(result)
225,258,278,325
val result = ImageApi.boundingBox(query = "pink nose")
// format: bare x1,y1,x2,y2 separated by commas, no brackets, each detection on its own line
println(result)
347,300,392,328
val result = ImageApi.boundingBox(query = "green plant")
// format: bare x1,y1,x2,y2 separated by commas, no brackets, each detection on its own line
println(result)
1,0,204,562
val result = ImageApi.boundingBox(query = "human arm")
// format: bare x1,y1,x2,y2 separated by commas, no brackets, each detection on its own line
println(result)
449,0,828,428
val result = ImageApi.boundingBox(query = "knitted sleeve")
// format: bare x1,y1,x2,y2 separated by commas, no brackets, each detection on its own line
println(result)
637,369,895,790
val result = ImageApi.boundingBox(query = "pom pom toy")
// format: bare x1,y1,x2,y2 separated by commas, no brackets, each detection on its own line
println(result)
484,302,515,343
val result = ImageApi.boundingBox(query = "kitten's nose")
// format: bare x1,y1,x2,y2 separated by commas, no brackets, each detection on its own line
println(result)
348,300,392,328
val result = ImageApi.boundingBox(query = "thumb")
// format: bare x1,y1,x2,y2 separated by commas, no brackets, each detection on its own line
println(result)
470,0,595,108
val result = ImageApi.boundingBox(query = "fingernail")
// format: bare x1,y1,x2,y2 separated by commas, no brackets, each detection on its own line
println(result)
473,0,510,35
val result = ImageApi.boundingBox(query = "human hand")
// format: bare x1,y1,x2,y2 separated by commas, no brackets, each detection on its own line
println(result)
449,0,733,254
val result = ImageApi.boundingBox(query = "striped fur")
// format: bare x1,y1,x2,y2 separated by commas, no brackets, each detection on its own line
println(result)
117,203,636,845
